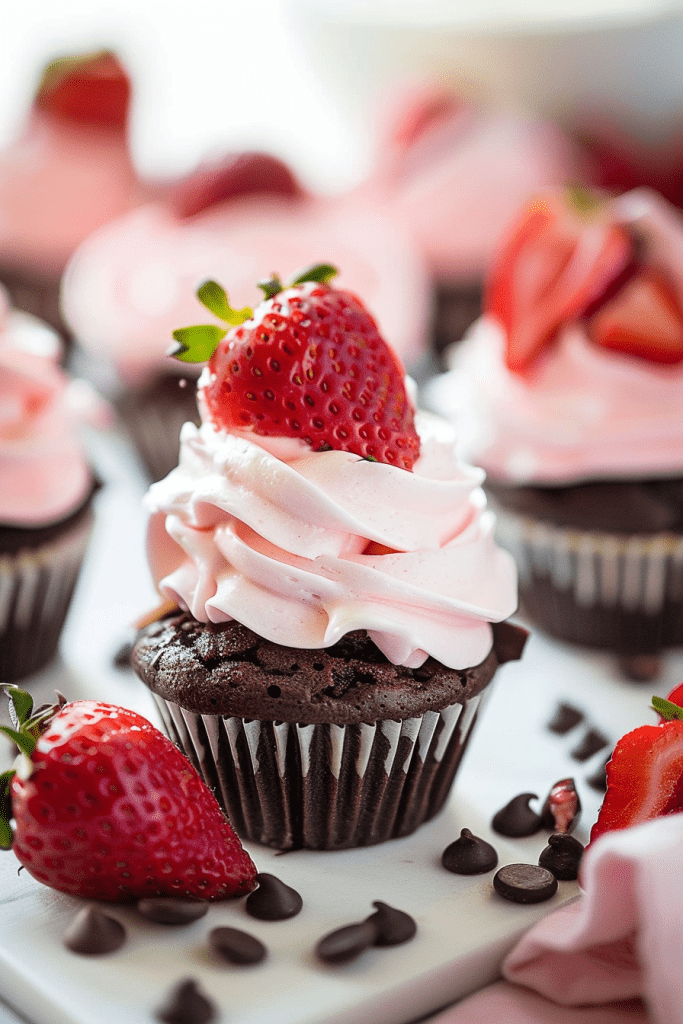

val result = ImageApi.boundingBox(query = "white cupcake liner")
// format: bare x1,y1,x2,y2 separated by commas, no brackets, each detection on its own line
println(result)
0,507,95,682
151,690,489,850
494,507,683,651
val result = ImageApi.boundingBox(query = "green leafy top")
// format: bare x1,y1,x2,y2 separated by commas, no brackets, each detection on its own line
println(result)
0,686,66,850
167,263,339,364
652,695,683,721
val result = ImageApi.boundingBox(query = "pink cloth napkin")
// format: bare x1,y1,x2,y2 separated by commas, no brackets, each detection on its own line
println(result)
430,814,683,1024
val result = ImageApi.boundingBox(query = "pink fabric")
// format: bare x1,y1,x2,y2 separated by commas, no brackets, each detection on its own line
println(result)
429,814,683,1024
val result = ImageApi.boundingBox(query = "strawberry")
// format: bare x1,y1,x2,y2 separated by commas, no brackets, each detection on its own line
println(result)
169,264,421,470
0,686,256,902
170,152,304,219
486,189,634,373
589,688,683,844
35,51,130,129
588,267,683,364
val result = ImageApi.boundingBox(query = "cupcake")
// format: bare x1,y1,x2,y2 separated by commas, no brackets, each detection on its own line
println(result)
132,265,525,850
427,187,683,673
358,82,586,359
0,288,98,682
61,155,429,481
0,50,148,342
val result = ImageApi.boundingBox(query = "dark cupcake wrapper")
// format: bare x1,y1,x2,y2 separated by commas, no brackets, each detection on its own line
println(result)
495,508,683,653
151,689,490,850
117,372,200,482
0,504,95,681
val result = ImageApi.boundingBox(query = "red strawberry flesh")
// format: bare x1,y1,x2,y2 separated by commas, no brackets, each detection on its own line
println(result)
10,700,256,902
588,268,683,365
589,720,683,844
203,282,420,470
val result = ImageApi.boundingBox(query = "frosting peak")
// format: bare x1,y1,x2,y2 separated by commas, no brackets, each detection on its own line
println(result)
145,411,517,670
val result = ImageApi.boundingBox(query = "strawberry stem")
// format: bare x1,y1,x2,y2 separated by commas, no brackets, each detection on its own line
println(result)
288,263,338,287
197,280,252,326
0,770,14,850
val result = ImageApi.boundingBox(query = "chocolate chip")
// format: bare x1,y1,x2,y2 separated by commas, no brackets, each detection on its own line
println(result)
365,901,417,945
493,864,558,904
209,926,267,965
617,654,662,682
316,920,379,963
442,828,498,875
137,898,209,925
492,793,542,837
155,978,216,1024
586,755,610,792
570,728,609,762
539,834,585,881
245,873,303,920
63,907,126,955
546,702,584,735
112,641,134,670
540,778,581,833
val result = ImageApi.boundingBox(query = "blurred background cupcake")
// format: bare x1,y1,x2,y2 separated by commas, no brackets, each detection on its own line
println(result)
427,186,683,679
0,286,99,682
0,49,150,344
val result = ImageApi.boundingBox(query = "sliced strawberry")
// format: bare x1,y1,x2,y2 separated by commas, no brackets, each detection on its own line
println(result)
486,190,633,373
35,51,130,129
171,153,304,219
588,268,683,365
590,721,683,844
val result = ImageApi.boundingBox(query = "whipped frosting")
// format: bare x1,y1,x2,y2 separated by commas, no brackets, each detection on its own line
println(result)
145,406,517,671
61,195,429,385
0,296,92,526
427,188,683,485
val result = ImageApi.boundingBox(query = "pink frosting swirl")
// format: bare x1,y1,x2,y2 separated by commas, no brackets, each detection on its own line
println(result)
428,189,683,485
145,409,517,670
0,300,91,526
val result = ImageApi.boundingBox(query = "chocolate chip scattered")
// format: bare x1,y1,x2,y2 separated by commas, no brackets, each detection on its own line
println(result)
442,828,498,875
209,926,267,965
586,755,610,792
570,728,609,763
245,873,303,921
540,778,581,833
112,640,134,670
492,793,542,837
539,834,585,881
63,907,126,955
547,702,584,735
365,901,417,945
155,978,216,1024
493,864,558,904
617,654,662,682
137,898,208,925
316,920,379,963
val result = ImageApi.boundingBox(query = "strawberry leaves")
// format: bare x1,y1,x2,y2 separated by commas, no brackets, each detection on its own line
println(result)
168,265,340,364
652,695,683,721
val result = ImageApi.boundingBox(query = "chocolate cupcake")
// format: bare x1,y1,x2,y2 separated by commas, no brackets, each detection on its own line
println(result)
0,293,97,681
132,268,524,849
427,187,683,666
134,614,524,850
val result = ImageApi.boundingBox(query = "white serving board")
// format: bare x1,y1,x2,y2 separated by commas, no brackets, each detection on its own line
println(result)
1,425,680,1024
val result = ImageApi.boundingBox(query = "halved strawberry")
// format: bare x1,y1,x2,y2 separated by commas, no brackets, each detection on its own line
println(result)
588,267,683,365
590,690,683,844
486,190,634,373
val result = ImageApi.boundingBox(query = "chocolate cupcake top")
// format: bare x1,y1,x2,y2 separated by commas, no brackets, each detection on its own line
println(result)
132,613,519,724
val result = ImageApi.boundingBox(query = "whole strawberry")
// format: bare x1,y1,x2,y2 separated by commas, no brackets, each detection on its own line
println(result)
170,264,421,470
0,686,256,902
